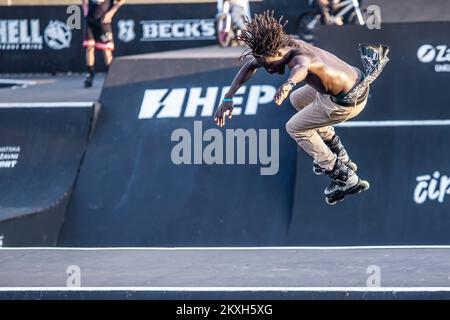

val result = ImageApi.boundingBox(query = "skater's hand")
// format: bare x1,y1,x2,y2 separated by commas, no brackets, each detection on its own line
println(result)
214,100,234,127
274,82,293,105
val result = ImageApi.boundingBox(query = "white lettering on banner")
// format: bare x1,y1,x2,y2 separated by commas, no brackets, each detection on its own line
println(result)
0,146,20,169
0,19,43,50
44,20,72,50
138,85,276,119
0,19,70,50
414,171,450,204
140,19,215,41
417,44,450,72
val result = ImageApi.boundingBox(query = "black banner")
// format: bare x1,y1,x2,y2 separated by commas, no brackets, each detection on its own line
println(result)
0,2,308,73
288,23,450,245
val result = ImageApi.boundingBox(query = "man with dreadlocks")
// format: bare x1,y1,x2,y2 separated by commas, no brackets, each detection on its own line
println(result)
213,11,389,205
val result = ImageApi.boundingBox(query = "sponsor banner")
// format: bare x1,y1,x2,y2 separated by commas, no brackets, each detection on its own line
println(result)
0,1,308,73
0,4,219,73
139,19,216,41
416,44,450,72
0,7,82,73
137,85,275,119
0,19,71,51
414,171,450,204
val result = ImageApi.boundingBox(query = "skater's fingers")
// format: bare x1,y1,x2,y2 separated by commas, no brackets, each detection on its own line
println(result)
228,109,233,119
278,97,284,105
216,109,223,125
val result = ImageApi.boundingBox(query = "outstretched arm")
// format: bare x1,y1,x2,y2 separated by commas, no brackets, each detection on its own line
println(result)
274,56,310,105
214,58,260,127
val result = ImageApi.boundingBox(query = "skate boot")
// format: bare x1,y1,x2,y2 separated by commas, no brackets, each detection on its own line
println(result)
313,135,357,175
324,159,370,205
84,71,94,88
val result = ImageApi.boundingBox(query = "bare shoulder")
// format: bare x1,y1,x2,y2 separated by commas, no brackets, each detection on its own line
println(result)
288,53,311,68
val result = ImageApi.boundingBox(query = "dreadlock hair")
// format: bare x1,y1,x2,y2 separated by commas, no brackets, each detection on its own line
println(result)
238,10,293,61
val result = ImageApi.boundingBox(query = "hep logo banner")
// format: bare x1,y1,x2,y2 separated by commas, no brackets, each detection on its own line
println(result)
138,85,276,119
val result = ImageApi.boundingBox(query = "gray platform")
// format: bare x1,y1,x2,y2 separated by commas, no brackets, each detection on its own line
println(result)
1,247,450,299
0,74,104,103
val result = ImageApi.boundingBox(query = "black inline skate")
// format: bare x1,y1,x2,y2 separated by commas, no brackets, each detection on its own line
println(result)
84,67,94,88
313,135,357,175
324,159,369,205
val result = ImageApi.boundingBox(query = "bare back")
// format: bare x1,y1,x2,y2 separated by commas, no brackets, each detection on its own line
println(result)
287,40,359,96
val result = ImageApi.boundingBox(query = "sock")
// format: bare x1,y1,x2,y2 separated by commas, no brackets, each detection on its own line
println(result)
87,65,95,77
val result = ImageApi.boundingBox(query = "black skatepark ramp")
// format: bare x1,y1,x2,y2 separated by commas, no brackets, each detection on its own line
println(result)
0,102,94,246
59,46,298,246
60,22,450,247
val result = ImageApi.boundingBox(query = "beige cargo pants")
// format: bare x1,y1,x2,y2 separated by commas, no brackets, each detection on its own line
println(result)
286,85,367,171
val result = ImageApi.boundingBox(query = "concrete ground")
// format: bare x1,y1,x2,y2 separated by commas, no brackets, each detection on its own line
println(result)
0,74,104,103
1,247,449,287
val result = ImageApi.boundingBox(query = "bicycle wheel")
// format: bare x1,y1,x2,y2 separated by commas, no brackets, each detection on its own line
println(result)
215,15,233,48
297,11,321,42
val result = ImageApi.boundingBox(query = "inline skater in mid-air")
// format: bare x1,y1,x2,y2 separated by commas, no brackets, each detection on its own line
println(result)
213,11,389,204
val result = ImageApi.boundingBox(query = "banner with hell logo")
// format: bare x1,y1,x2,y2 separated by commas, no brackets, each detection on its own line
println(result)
0,2,309,73
0,4,218,73
0,7,81,73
